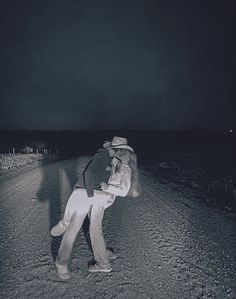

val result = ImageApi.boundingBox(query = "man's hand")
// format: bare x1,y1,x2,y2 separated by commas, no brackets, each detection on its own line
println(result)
100,182,109,191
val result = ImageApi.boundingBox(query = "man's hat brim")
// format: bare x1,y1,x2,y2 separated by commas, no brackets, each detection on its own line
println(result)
103,142,134,152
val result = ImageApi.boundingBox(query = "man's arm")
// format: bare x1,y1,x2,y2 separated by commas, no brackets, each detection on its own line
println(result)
83,151,110,197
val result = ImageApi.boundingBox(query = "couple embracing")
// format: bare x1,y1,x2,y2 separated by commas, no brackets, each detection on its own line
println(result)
51,136,141,280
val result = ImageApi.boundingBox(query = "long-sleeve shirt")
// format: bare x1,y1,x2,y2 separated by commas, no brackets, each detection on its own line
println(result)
106,164,131,197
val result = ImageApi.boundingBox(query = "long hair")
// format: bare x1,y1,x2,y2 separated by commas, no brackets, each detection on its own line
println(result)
115,149,141,197
127,151,142,197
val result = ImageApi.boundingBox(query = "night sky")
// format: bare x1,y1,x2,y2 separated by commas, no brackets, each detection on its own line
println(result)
0,0,235,130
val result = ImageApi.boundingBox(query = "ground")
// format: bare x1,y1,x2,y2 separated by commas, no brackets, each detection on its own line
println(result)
0,153,235,299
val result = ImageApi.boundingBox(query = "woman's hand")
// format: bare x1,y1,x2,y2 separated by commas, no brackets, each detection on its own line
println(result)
100,182,109,191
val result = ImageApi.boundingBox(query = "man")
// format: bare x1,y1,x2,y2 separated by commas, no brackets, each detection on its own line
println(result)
51,137,135,279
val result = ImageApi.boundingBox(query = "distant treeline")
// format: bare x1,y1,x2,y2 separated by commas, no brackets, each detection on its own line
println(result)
0,129,234,155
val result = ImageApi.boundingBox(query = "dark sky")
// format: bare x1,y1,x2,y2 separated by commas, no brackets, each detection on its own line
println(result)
0,0,235,130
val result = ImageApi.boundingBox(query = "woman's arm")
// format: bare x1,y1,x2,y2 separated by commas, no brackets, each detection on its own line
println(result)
102,168,131,197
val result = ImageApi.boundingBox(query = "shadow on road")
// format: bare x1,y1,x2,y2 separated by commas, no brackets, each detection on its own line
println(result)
37,156,94,260
37,158,77,260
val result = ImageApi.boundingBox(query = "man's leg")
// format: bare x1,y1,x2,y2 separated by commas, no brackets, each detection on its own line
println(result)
56,212,87,279
89,204,111,271
51,190,82,237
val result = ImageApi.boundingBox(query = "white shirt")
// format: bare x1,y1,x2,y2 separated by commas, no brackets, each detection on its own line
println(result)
106,164,131,197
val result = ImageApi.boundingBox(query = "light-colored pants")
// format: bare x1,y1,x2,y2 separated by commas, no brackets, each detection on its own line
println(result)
57,188,115,268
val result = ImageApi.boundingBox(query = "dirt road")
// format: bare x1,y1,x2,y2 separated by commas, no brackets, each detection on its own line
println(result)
0,157,235,298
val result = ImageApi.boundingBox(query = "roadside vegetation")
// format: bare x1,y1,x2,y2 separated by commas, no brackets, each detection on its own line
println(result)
0,146,58,174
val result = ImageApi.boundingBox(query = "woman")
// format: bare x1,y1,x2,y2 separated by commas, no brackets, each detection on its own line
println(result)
52,148,141,280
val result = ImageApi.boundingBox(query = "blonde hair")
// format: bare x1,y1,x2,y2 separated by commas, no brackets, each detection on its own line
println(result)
127,151,142,197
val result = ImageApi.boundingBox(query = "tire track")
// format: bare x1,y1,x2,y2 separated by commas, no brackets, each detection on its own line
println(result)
0,172,41,199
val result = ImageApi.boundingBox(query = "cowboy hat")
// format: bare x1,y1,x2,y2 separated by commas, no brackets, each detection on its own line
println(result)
103,136,134,152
